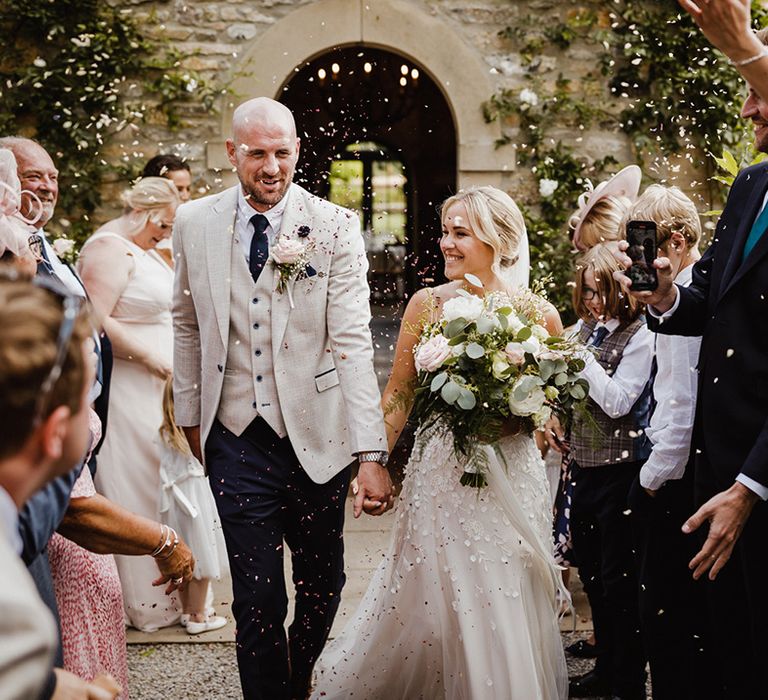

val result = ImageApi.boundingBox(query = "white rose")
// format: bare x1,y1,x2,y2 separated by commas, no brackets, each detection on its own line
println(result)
52,238,75,257
270,237,306,265
508,376,547,416
507,313,524,334
521,336,541,355
539,178,559,198
503,342,526,366
538,349,563,362
442,295,484,324
531,324,549,340
519,88,539,106
415,334,452,372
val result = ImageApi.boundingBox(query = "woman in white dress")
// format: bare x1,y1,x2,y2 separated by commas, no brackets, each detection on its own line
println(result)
79,177,181,631
312,186,568,699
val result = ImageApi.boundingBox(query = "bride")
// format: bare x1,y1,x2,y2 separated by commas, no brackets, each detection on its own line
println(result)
311,186,568,699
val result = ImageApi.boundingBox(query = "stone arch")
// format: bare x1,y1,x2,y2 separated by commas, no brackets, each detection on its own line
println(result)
206,0,513,188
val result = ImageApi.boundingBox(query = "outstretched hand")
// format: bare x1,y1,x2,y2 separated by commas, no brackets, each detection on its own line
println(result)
611,240,678,312
152,538,195,594
682,481,758,580
678,0,761,61
353,462,394,518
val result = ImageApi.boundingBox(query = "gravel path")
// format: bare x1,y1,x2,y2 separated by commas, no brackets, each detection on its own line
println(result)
127,632,629,700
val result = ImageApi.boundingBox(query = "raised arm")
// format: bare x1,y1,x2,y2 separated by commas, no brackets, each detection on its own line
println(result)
680,0,768,100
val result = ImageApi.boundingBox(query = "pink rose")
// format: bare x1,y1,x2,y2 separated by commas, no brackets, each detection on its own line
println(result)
415,334,451,372
270,236,306,265
504,342,526,366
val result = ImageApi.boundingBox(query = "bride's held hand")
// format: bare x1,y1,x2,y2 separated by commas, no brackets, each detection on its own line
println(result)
544,415,567,454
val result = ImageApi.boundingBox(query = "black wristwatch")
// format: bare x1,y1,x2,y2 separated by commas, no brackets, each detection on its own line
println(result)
357,450,389,467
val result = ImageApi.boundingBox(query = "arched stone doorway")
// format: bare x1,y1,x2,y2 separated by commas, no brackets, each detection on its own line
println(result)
279,46,456,295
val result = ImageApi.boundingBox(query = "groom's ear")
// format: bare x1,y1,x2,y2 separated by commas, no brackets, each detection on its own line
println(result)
226,139,237,168
295,137,301,159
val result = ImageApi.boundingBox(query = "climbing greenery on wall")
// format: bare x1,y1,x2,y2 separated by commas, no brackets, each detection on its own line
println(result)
485,1,768,320
0,0,222,242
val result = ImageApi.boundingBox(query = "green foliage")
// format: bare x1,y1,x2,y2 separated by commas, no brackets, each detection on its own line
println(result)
484,1,768,323
0,0,221,242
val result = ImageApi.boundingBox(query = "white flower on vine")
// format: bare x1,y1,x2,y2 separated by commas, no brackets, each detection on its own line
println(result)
539,178,559,198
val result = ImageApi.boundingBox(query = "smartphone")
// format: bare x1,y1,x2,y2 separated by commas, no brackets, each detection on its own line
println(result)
625,220,658,291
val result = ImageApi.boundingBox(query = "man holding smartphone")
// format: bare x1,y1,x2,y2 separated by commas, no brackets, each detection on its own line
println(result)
615,24,768,695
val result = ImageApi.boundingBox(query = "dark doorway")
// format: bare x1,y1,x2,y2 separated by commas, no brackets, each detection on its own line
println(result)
279,46,457,299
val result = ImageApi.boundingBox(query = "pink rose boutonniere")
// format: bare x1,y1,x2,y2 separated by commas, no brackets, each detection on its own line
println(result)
270,235,316,308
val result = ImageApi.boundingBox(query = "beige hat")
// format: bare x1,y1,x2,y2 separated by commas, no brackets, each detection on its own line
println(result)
570,164,642,251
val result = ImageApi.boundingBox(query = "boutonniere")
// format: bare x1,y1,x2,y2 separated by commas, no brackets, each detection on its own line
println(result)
270,235,316,308
51,237,78,265
297,225,311,238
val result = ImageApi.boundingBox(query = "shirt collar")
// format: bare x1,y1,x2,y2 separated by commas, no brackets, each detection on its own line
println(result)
595,318,621,334
675,263,694,286
236,184,291,234
0,486,21,555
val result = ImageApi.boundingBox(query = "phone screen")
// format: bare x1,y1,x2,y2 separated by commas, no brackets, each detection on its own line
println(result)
625,220,658,291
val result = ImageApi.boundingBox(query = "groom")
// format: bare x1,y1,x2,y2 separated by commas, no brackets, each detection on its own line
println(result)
172,97,392,699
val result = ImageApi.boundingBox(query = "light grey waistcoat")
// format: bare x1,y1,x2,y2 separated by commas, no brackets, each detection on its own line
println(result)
217,238,287,437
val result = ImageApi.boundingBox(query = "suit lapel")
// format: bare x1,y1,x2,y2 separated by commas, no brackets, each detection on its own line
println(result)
719,166,768,299
271,186,300,357
205,188,238,348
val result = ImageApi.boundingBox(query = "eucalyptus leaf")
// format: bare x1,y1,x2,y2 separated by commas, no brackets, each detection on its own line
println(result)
465,342,485,359
554,372,568,386
570,384,587,400
430,372,448,392
448,333,467,346
457,389,477,410
497,311,509,330
441,381,461,404
516,326,532,342
445,318,468,338
539,359,555,381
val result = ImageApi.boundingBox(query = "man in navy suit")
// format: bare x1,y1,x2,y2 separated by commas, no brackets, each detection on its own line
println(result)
617,25,768,697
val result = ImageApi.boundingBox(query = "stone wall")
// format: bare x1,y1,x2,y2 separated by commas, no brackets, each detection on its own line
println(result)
102,0,694,214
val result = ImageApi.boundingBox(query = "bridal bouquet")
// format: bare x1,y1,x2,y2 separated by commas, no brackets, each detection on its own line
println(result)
410,285,589,487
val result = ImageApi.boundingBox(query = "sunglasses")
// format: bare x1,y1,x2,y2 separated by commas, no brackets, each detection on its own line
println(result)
30,275,86,427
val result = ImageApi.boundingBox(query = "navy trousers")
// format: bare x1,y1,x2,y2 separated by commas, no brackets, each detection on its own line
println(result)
206,418,350,700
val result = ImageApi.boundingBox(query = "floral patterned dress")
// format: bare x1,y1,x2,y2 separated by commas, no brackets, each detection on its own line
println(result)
48,411,129,697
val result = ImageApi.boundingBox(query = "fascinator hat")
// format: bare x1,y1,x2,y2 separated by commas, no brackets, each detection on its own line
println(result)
569,164,642,251
0,148,42,259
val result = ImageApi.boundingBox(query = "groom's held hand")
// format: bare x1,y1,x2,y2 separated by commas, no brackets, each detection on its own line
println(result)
611,240,678,313
182,425,203,464
683,481,759,580
354,461,394,518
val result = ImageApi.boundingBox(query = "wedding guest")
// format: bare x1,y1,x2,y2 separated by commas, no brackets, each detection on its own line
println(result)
79,176,181,631
0,147,41,277
620,185,715,699
157,377,228,635
547,243,654,700
142,154,192,267
617,11,768,696
569,165,642,252
142,154,192,202
0,274,120,700
553,165,642,658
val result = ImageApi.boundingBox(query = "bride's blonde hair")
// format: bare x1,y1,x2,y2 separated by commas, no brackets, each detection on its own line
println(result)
441,186,525,275
122,177,180,236
159,376,191,455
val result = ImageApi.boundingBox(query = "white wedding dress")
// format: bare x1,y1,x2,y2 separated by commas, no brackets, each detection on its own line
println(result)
312,423,568,699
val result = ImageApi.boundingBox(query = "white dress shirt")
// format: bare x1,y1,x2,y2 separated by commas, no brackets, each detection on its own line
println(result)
649,235,768,501
235,186,290,263
576,317,655,419
0,485,21,555
641,264,700,490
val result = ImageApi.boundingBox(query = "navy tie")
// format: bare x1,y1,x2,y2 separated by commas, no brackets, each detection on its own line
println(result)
589,325,610,348
248,214,270,283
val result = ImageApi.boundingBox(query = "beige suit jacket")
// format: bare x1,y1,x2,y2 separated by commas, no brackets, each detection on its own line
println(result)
172,183,387,483
0,522,57,700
